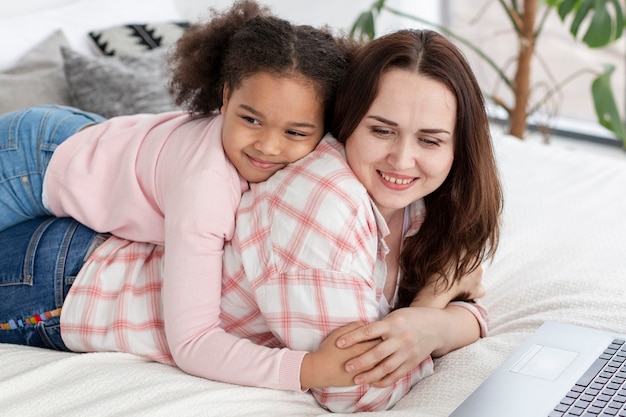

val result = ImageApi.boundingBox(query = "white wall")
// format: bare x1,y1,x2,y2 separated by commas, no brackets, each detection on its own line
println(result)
0,0,442,43
175,0,442,34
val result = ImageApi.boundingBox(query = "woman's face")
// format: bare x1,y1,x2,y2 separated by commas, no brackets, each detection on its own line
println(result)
345,68,456,221
221,72,325,183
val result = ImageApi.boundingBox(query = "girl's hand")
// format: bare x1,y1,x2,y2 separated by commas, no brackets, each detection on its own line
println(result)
300,322,379,389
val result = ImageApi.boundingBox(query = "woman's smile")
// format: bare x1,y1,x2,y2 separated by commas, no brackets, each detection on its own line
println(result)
378,170,418,188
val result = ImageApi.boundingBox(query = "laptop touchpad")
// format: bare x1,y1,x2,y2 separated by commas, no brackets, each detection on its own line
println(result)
509,344,578,380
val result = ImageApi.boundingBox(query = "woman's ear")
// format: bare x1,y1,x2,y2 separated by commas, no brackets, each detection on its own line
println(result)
220,84,230,115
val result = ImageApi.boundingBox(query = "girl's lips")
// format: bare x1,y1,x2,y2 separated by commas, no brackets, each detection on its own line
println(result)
378,170,417,189
247,155,281,170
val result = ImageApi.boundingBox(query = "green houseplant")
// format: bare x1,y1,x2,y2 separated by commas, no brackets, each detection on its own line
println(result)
351,0,626,147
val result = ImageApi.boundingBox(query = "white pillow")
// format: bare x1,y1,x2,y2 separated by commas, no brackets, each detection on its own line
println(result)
0,0,181,71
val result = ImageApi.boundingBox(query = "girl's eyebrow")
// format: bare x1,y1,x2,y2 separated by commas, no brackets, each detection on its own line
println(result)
239,104,318,129
239,104,264,117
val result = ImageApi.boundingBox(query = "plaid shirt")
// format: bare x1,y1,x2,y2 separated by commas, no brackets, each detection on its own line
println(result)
61,135,488,413
221,136,487,412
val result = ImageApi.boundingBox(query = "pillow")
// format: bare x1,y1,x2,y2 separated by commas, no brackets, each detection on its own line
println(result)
88,21,190,56
0,30,72,114
61,47,177,118
0,0,182,71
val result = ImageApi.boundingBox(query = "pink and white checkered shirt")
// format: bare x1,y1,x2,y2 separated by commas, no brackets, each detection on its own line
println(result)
61,135,488,413
220,135,488,412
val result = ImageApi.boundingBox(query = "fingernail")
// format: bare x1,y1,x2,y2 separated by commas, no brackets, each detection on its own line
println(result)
336,338,345,347
346,363,355,372
354,377,363,385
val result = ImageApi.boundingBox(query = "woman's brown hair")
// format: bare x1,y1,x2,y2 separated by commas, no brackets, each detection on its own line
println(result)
168,0,356,131
332,29,503,308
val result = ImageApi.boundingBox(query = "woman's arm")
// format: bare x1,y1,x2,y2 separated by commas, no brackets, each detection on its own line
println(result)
334,304,484,387
335,266,487,387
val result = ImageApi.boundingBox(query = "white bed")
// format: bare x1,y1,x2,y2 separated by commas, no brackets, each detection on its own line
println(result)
2,1,626,416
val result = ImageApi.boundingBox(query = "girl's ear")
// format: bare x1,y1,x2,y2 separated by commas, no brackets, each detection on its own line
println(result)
220,84,230,115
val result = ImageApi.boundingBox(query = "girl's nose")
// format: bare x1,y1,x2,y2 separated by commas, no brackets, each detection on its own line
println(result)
255,133,281,156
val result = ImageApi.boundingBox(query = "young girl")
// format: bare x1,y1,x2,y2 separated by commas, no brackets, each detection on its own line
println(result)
0,0,357,388
0,0,352,232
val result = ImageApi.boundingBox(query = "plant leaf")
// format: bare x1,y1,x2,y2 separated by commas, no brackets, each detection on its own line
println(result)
556,0,579,19
591,64,626,145
349,11,376,41
582,1,612,46
554,0,625,47
374,0,387,13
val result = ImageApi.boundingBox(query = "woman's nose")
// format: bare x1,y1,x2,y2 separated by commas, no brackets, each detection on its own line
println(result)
387,137,416,169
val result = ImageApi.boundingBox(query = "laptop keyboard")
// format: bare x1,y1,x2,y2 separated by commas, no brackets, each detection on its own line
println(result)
549,338,626,417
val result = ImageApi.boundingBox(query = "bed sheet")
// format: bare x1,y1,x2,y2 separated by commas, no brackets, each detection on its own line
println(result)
2,131,625,416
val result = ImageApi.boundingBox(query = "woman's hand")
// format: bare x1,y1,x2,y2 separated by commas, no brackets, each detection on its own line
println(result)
300,322,379,389
333,266,485,388
334,307,448,387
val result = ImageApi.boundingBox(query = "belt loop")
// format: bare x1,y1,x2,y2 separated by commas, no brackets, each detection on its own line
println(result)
23,217,57,285
55,220,79,307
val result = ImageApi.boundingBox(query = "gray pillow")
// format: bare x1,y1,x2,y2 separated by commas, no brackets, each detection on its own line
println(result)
0,30,72,113
61,46,177,118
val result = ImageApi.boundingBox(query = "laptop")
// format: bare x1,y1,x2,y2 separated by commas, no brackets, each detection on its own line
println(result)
449,321,626,417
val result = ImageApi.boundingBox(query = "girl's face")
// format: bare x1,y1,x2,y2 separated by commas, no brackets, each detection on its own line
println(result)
221,72,325,183
345,68,456,221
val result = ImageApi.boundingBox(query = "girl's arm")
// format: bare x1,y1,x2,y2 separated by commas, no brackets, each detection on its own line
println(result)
162,171,377,391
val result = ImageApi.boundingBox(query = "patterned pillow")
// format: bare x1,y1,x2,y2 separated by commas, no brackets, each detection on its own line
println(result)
88,21,190,56
61,46,178,118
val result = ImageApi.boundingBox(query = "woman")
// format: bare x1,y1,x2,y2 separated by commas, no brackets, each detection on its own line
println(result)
0,29,500,413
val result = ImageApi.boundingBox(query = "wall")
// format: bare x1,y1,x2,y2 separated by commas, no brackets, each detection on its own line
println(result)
446,1,625,140
175,0,442,34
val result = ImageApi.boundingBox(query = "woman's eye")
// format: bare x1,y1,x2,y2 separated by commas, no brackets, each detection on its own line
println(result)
419,137,441,147
372,127,394,137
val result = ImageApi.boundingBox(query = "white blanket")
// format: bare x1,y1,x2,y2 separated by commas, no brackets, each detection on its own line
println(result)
2,132,626,416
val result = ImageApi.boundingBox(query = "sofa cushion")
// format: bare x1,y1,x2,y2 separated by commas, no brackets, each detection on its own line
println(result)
62,46,177,118
0,30,72,114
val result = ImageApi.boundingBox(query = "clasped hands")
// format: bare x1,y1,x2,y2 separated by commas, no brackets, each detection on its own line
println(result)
300,265,485,389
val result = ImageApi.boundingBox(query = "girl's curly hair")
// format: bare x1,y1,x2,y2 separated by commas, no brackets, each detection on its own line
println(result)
168,0,357,131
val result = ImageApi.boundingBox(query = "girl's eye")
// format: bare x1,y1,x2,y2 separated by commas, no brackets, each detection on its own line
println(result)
243,116,261,125
286,130,306,137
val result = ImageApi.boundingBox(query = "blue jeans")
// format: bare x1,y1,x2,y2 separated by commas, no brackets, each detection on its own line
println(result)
0,217,108,351
0,105,106,233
